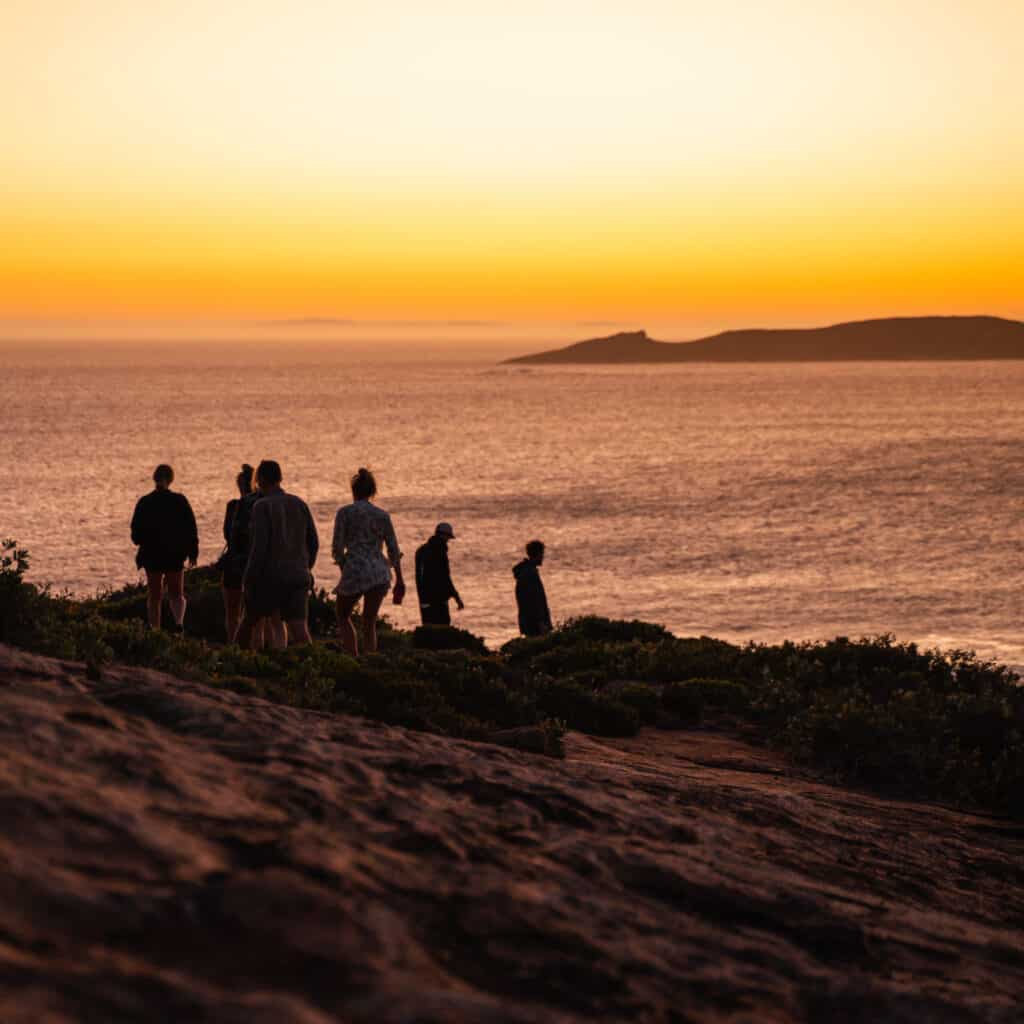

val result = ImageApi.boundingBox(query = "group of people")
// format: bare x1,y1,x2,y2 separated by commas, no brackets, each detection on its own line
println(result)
129,461,553,652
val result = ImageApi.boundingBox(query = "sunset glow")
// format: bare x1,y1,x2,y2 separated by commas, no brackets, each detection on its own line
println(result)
3,0,1022,332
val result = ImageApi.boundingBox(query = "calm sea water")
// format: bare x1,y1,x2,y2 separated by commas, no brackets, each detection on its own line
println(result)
4,344,1022,666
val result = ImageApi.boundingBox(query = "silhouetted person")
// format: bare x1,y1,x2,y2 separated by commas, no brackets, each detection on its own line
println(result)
237,460,318,648
514,539,552,637
332,468,405,656
221,463,254,642
130,464,198,632
415,522,464,626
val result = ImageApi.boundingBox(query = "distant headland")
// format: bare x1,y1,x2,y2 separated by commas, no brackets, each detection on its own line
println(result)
504,315,1024,364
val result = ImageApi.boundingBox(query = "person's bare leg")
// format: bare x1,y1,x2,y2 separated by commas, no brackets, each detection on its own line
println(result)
237,610,262,649
223,587,243,643
286,619,311,646
166,570,186,627
336,594,360,656
269,612,288,650
145,570,165,629
360,588,387,655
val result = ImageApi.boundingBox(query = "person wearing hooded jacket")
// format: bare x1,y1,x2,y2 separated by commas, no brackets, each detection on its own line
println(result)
513,539,552,637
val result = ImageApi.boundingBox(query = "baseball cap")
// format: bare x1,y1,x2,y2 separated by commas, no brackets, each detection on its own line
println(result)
435,522,456,539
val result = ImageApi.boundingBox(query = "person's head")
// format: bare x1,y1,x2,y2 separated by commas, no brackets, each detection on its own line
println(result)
526,539,545,564
237,463,254,496
351,467,377,501
435,522,455,542
153,464,174,489
256,459,283,491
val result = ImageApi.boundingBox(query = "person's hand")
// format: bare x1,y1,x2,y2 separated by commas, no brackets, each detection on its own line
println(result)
456,597,465,611
393,580,406,606
188,556,198,568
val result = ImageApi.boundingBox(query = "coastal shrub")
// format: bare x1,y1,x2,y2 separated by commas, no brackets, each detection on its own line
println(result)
612,683,661,724
6,542,1024,810
531,678,641,737
668,679,751,714
558,616,671,645
632,636,744,684
660,682,704,726
500,616,669,665
412,624,488,654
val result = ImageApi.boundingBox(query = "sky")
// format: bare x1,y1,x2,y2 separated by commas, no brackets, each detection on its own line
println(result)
2,0,1022,339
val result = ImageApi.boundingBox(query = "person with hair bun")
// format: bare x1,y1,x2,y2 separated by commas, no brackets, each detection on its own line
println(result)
130,464,199,632
332,467,405,655
220,463,255,642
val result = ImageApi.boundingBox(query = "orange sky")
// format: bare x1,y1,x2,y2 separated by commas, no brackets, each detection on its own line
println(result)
2,1,1022,335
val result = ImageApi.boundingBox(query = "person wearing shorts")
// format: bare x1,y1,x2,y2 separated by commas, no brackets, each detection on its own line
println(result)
130,464,198,632
237,460,319,648
332,467,405,656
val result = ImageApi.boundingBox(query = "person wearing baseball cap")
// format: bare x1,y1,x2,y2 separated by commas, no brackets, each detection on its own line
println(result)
414,522,465,626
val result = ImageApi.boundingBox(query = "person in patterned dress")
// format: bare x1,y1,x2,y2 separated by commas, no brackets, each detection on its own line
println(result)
331,467,405,655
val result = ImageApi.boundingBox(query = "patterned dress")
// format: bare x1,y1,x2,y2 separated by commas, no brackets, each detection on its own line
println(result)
331,499,402,596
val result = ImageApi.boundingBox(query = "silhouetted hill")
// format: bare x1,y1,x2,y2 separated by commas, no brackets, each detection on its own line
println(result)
505,316,1024,364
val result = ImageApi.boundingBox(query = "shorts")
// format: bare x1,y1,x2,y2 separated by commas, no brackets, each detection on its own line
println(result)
419,602,451,627
245,581,309,621
336,583,389,608
138,548,186,573
222,565,244,591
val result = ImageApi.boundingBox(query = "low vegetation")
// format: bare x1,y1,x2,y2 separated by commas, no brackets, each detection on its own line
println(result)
3,538,1023,816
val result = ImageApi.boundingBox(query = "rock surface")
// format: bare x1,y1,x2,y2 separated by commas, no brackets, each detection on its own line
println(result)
2,643,1023,1023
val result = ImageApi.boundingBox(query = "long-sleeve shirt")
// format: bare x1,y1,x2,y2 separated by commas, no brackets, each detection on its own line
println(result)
130,489,199,566
243,490,319,589
332,499,401,596
415,536,460,606
513,558,552,636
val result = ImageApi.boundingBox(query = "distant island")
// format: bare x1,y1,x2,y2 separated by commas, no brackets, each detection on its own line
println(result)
505,315,1024,364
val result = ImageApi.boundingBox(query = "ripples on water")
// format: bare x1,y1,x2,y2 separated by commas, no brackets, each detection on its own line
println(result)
4,345,1022,666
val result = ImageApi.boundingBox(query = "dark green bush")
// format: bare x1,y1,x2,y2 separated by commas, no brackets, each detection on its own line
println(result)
412,624,488,654
660,682,704,725
531,678,641,737
5,541,1024,813
611,683,661,724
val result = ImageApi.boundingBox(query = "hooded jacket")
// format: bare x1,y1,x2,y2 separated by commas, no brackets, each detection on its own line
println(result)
513,558,552,636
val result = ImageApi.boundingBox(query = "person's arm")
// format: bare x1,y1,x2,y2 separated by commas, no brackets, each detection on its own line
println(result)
130,499,145,546
244,504,269,587
443,547,464,609
223,501,236,545
415,546,426,599
183,497,199,566
331,508,346,567
305,503,319,568
384,514,405,603
539,576,552,632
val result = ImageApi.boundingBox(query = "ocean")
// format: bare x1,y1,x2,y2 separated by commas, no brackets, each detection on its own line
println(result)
4,342,1022,666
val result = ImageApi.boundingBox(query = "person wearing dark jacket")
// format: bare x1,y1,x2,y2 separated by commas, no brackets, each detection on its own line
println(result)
415,522,464,626
236,460,319,649
130,464,198,631
513,539,552,637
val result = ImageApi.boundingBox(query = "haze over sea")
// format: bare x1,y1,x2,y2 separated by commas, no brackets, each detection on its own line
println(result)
5,340,1022,667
